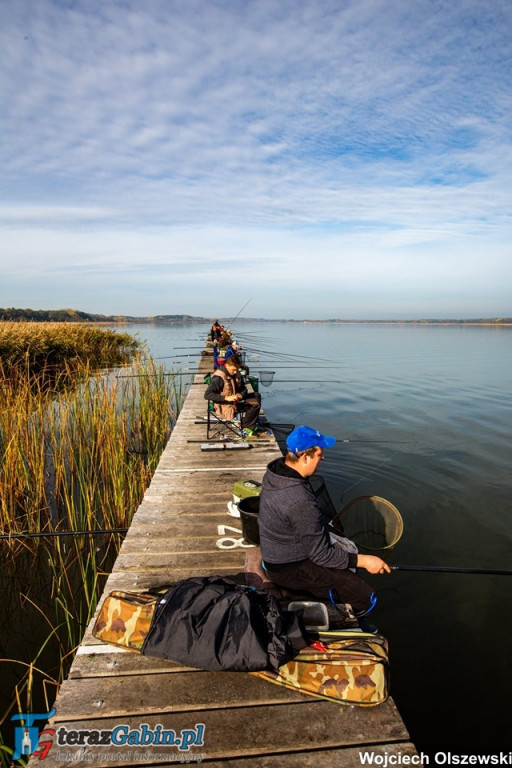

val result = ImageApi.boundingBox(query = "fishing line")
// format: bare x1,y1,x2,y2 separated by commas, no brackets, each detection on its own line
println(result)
337,443,409,495
239,343,333,363
1,528,128,541
264,421,408,445
149,353,197,361
246,349,327,363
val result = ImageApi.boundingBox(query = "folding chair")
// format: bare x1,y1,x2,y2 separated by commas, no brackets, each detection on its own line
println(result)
206,400,244,440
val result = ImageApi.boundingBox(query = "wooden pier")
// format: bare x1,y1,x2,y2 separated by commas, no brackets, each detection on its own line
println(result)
29,351,420,767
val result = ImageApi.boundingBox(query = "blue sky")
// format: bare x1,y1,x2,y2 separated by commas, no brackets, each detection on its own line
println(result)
1,0,511,320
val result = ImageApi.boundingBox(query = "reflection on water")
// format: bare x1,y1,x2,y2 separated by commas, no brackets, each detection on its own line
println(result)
131,320,511,755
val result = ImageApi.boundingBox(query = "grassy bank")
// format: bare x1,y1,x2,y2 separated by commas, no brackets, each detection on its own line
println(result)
0,324,186,765
0,321,138,384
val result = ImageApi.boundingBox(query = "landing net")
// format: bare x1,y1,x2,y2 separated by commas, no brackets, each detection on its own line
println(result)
333,495,403,552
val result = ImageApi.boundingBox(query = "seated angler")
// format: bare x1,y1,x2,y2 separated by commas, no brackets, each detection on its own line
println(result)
213,330,233,368
210,320,223,343
258,425,390,628
204,355,262,435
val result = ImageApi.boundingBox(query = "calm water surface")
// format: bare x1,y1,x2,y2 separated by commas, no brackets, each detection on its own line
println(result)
127,321,512,756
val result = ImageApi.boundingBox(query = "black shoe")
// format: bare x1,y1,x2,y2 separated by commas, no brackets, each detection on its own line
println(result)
357,616,379,634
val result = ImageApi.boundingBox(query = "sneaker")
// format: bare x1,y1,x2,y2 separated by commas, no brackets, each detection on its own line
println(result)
241,427,268,438
357,616,379,634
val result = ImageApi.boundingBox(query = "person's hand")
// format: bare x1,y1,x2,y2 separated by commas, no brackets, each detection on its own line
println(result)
225,394,239,402
357,555,391,574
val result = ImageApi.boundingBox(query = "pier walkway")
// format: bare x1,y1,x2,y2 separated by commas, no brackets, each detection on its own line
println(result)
30,351,419,767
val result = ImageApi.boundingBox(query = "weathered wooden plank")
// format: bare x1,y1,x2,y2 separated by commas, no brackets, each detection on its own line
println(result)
37,699,411,767
132,491,249,505
143,468,270,486
70,647,196,678
130,497,239,512
52,670,309,719
95,565,247,593
131,491,252,506
154,457,273,471
117,533,253,555
126,516,238,534
111,549,246,572
157,446,277,463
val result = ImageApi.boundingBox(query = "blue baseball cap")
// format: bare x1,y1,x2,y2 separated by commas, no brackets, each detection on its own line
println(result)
286,425,336,454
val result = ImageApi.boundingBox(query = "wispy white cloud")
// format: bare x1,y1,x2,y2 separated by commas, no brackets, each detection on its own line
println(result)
1,0,511,317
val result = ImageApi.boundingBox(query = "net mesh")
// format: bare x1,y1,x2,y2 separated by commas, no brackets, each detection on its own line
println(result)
258,370,275,387
333,496,403,551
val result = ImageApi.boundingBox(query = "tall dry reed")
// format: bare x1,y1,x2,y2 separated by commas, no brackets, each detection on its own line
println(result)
0,324,187,760
0,321,137,376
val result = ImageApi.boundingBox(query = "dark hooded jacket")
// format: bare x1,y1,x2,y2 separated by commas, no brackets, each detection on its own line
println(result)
259,457,357,570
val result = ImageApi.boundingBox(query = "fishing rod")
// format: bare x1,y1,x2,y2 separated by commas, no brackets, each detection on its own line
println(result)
390,565,512,576
151,354,198,360
335,439,410,444
1,528,129,541
189,380,342,386
186,438,272,444
116,371,197,378
264,422,409,443
229,297,253,326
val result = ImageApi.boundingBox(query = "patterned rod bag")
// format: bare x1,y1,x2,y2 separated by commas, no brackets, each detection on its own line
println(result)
92,576,309,671
92,580,390,705
92,589,165,652
250,631,390,706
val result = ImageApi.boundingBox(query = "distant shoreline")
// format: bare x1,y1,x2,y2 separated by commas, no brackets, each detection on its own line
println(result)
1,309,511,326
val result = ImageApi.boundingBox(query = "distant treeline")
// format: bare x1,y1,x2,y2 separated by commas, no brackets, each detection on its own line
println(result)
0,308,209,323
321,318,512,325
1,307,510,325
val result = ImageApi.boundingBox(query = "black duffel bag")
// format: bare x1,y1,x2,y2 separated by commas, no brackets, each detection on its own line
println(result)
141,575,308,672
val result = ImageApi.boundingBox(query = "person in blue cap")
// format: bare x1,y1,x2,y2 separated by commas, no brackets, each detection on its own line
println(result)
258,425,390,625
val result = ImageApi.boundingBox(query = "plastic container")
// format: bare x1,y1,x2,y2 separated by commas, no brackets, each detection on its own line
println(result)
229,480,262,517
288,601,329,631
238,496,260,545
232,479,262,504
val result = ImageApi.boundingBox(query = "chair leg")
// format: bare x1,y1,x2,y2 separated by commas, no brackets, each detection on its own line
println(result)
206,404,242,440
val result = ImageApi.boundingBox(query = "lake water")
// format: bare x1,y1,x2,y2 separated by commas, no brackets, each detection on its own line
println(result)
126,320,512,756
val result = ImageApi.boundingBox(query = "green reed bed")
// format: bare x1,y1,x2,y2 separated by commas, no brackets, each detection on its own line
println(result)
0,324,186,764
0,321,138,377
